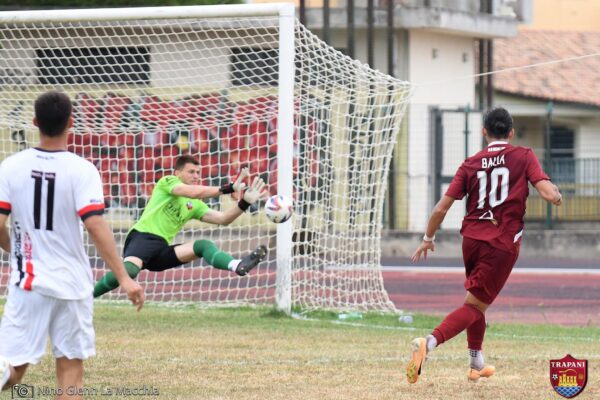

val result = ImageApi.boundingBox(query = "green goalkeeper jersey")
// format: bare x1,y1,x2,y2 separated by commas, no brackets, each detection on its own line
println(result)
130,175,210,244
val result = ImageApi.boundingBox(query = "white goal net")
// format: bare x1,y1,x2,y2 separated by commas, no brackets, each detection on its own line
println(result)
0,5,411,312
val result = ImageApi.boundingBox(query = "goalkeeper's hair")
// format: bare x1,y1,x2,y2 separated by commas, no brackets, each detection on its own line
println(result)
484,107,513,139
175,155,200,170
34,91,72,137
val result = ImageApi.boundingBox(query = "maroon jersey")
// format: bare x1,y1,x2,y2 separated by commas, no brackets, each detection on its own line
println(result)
445,141,549,252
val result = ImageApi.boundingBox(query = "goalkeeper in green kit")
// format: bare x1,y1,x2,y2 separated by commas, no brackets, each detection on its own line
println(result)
93,155,268,298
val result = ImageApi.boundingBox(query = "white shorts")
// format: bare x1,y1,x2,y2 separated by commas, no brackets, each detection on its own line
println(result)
0,287,95,366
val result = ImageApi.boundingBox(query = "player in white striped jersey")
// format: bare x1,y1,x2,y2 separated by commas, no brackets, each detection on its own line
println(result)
0,91,144,399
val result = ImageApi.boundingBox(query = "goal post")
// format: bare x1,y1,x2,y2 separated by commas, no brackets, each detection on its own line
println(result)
0,4,411,313
275,4,295,313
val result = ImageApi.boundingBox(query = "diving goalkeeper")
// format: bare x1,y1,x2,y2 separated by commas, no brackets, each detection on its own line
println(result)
94,155,267,298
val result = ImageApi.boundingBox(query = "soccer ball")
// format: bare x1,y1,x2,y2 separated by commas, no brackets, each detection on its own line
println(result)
265,195,294,223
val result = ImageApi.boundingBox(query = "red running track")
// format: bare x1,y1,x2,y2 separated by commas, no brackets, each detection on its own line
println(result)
383,269,600,326
2,264,599,326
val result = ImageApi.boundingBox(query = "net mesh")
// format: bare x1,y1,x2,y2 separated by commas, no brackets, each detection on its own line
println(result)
0,11,411,311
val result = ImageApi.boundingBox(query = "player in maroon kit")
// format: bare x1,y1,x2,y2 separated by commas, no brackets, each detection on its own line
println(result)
406,107,562,384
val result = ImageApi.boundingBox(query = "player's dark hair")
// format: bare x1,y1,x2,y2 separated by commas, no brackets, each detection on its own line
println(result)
175,155,200,170
484,107,513,139
34,91,72,137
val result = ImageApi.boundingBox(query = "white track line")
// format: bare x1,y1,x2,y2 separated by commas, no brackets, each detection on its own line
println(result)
382,266,600,274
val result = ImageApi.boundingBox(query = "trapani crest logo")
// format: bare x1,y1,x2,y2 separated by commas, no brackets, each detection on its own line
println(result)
550,354,587,398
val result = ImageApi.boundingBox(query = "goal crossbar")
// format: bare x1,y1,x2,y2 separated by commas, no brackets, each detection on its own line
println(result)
0,3,294,24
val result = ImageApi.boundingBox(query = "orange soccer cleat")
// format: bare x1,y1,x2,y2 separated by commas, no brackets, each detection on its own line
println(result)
468,365,496,382
406,338,427,384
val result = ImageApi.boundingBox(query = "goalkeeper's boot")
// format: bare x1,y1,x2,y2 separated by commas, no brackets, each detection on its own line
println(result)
467,365,496,382
236,245,268,276
0,355,10,389
406,337,427,384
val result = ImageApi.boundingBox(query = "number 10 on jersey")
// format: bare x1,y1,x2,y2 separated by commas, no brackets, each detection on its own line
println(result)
476,167,509,209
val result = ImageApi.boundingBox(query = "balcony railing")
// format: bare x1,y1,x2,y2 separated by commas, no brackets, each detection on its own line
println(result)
526,158,600,222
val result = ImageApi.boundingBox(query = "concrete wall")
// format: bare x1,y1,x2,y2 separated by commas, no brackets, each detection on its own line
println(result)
524,0,600,32
407,30,476,231
577,118,600,159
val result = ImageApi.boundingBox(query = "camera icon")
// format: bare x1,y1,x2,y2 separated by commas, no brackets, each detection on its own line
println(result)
12,384,34,398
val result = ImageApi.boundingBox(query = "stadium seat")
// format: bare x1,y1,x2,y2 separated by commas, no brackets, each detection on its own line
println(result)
191,128,211,154
157,145,180,171
74,93,101,131
140,182,155,199
118,172,137,207
247,148,270,174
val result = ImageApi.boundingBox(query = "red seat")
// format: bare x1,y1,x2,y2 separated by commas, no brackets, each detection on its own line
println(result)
102,94,129,130
74,93,101,132
117,173,137,207
247,148,270,174
156,145,180,171
139,129,167,147
140,183,155,198
191,128,211,154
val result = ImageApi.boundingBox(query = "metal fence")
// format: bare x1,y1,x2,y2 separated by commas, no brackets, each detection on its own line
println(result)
526,158,600,223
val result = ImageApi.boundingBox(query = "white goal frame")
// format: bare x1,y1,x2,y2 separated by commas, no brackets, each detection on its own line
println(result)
0,3,296,312
0,4,410,314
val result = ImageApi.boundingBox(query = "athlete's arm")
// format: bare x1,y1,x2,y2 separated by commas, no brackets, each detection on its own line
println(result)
171,168,250,199
171,184,222,199
534,180,562,206
411,195,456,262
200,176,267,226
84,215,145,310
0,213,9,252
200,208,243,226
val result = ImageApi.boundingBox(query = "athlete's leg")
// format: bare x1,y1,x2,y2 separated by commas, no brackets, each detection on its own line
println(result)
174,240,267,276
464,291,495,380
55,358,83,400
50,296,94,397
407,294,486,384
463,243,518,381
0,359,26,390
93,257,142,298
175,240,234,270
0,288,49,389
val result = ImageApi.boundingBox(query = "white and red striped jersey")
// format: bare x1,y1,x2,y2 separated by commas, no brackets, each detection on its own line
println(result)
0,148,104,299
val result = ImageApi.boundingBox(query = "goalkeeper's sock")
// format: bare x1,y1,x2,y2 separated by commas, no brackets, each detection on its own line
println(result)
93,261,141,298
228,260,241,272
193,240,234,271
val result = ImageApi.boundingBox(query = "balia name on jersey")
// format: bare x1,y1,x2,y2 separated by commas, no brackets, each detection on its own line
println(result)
482,155,505,169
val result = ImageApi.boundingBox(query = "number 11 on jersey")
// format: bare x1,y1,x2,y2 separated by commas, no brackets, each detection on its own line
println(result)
31,170,56,231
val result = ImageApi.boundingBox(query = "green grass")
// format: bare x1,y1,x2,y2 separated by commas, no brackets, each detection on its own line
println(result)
1,303,599,399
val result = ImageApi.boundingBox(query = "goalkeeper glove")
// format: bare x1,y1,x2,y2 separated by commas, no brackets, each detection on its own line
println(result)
238,176,266,211
220,167,249,194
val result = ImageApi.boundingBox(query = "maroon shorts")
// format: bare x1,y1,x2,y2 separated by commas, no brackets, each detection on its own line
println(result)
462,237,520,305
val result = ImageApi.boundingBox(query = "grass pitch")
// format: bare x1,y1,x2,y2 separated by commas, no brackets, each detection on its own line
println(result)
0,303,599,399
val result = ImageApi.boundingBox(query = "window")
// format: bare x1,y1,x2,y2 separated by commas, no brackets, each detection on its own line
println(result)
549,126,575,186
36,46,150,85
230,47,278,87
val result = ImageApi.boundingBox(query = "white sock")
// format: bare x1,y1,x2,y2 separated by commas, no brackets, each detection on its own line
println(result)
228,259,241,272
469,349,485,370
426,335,437,352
